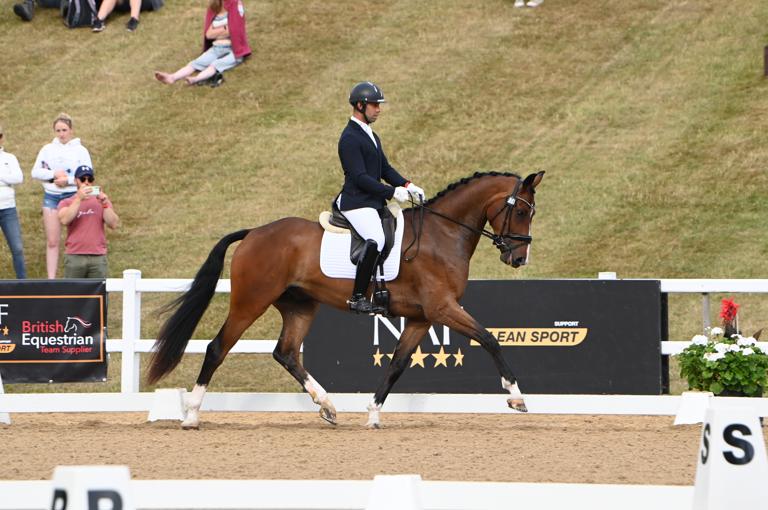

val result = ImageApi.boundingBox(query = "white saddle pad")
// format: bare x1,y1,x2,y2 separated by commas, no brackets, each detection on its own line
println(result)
319,208,404,281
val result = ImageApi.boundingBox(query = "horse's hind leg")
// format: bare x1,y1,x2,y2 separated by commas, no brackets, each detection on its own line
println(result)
272,292,337,424
366,319,431,429
182,309,264,429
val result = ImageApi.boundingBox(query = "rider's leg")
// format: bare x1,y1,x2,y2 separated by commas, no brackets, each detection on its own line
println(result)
339,207,385,314
348,240,380,313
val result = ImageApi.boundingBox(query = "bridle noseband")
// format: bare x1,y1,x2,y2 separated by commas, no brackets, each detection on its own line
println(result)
403,178,535,261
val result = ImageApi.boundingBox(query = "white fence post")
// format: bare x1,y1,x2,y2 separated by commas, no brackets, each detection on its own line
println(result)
121,269,142,393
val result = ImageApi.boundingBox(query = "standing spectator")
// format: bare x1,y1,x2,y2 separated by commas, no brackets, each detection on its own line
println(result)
31,113,92,279
154,0,251,87
0,125,27,279
57,166,119,279
92,0,141,32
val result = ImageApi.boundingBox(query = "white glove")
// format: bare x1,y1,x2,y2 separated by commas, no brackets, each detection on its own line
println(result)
392,186,410,202
406,182,426,202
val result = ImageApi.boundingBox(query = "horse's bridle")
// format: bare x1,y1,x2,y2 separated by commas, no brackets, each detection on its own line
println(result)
403,178,536,261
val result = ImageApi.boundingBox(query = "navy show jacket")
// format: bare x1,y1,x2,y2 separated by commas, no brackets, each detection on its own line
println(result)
337,119,407,210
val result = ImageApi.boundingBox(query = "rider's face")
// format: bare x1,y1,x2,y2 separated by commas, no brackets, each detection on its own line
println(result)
364,102,381,123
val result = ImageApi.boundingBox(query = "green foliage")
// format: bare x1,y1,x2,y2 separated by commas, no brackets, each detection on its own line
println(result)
677,329,768,397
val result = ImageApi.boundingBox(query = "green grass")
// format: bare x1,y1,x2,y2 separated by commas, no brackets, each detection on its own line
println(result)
2,0,768,393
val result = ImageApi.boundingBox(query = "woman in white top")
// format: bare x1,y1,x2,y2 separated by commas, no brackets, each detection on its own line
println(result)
31,113,92,279
0,125,26,279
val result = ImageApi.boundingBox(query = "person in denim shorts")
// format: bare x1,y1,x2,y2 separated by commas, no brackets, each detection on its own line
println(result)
31,113,92,279
154,0,251,87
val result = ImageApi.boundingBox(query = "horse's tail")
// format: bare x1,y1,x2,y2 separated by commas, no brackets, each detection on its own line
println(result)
147,229,251,384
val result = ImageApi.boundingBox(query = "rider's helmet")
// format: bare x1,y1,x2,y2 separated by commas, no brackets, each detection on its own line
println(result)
349,81,386,107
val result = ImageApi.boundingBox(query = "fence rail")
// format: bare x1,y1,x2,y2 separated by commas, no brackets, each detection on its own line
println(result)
98,271,768,392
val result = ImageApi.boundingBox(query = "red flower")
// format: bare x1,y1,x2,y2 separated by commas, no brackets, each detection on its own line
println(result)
719,298,740,323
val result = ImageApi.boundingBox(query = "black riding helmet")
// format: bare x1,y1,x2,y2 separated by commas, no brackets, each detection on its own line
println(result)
349,82,385,123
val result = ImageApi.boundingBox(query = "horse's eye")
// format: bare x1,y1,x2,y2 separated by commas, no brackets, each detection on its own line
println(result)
516,209,528,217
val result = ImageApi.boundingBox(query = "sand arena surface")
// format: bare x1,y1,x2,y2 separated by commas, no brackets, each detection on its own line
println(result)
2,411,747,484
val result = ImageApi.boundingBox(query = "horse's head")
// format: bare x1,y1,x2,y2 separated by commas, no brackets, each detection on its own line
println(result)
486,171,545,268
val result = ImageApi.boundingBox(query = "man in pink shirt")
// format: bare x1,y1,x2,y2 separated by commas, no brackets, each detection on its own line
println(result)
57,165,119,278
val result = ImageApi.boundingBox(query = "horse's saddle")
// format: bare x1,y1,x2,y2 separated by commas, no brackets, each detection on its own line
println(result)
320,203,399,264
318,203,405,281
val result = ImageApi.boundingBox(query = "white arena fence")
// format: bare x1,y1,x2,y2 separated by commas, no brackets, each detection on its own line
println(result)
2,270,768,418
107,269,768,393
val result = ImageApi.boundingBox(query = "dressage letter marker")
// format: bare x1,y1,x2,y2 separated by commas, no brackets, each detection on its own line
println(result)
50,465,134,510
691,400,768,509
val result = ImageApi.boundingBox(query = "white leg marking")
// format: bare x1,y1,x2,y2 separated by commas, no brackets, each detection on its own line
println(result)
304,375,328,405
181,384,206,429
366,400,382,429
305,374,337,424
501,377,523,399
502,377,528,412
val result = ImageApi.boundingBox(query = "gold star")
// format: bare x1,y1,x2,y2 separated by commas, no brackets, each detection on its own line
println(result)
1,326,7,336
453,348,464,367
373,348,384,367
432,346,450,367
409,346,428,368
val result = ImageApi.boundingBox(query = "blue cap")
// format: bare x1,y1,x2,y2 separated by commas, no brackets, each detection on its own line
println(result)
74,165,94,179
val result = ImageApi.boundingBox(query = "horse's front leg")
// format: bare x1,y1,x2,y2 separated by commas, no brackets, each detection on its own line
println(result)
431,301,527,412
367,319,431,429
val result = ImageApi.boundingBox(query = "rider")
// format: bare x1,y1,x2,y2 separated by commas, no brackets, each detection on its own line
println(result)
336,81,425,314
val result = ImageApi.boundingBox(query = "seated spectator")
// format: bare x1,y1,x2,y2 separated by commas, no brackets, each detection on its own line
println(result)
92,0,141,32
0,125,27,279
154,0,250,87
57,166,119,279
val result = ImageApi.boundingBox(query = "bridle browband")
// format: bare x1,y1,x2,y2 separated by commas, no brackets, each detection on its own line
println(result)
403,178,535,261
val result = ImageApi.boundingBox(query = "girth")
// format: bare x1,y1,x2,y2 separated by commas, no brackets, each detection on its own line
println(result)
330,202,397,265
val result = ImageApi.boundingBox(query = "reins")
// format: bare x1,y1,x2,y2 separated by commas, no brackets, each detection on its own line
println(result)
402,179,535,261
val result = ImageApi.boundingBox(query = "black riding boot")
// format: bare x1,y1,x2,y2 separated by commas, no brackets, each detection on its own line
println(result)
13,0,35,21
348,240,381,314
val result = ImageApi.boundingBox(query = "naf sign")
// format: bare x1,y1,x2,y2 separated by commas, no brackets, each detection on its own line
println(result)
303,279,663,394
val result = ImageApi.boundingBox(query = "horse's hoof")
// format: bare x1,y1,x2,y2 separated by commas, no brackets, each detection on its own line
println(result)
319,407,337,426
507,398,528,413
366,421,381,430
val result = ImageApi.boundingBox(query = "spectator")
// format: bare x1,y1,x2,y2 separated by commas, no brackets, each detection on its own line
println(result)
0,125,27,279
31,113,92,279
154,0,251,87
57,166,119,279
92,0,141,32
514,0,542,6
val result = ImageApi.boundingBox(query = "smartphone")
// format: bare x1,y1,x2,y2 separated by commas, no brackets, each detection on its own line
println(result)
88,186,100,196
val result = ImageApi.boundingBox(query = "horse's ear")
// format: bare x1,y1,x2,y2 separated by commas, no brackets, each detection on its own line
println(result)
522,171,545,190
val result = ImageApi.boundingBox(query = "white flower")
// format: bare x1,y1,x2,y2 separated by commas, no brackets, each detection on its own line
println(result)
742,348,755,356
728,344,742,353
691,335,709,346
704,352,726,362
737,336,757,346
714,343,730,354
710,327,724,337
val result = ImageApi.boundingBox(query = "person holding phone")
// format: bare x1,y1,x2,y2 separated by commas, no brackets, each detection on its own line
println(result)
57,165,119,279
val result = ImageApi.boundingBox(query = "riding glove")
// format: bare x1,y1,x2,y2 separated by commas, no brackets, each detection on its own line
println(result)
392,186,410,202
405,182,426,202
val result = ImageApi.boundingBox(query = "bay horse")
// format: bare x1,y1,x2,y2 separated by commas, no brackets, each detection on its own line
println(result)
148,170,544,429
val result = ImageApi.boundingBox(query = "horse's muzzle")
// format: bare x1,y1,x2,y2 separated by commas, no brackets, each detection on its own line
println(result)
501,250,527,268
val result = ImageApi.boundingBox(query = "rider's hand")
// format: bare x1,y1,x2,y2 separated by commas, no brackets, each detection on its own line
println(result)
405,182,426,202
392,186,410,202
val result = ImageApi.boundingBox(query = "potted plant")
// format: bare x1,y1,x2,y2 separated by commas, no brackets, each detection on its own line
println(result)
677,298,768,397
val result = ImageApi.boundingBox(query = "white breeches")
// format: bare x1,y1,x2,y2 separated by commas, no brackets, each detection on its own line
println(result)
338,204,385,251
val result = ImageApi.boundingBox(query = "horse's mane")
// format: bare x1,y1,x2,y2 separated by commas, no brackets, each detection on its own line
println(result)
423,171,521,206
